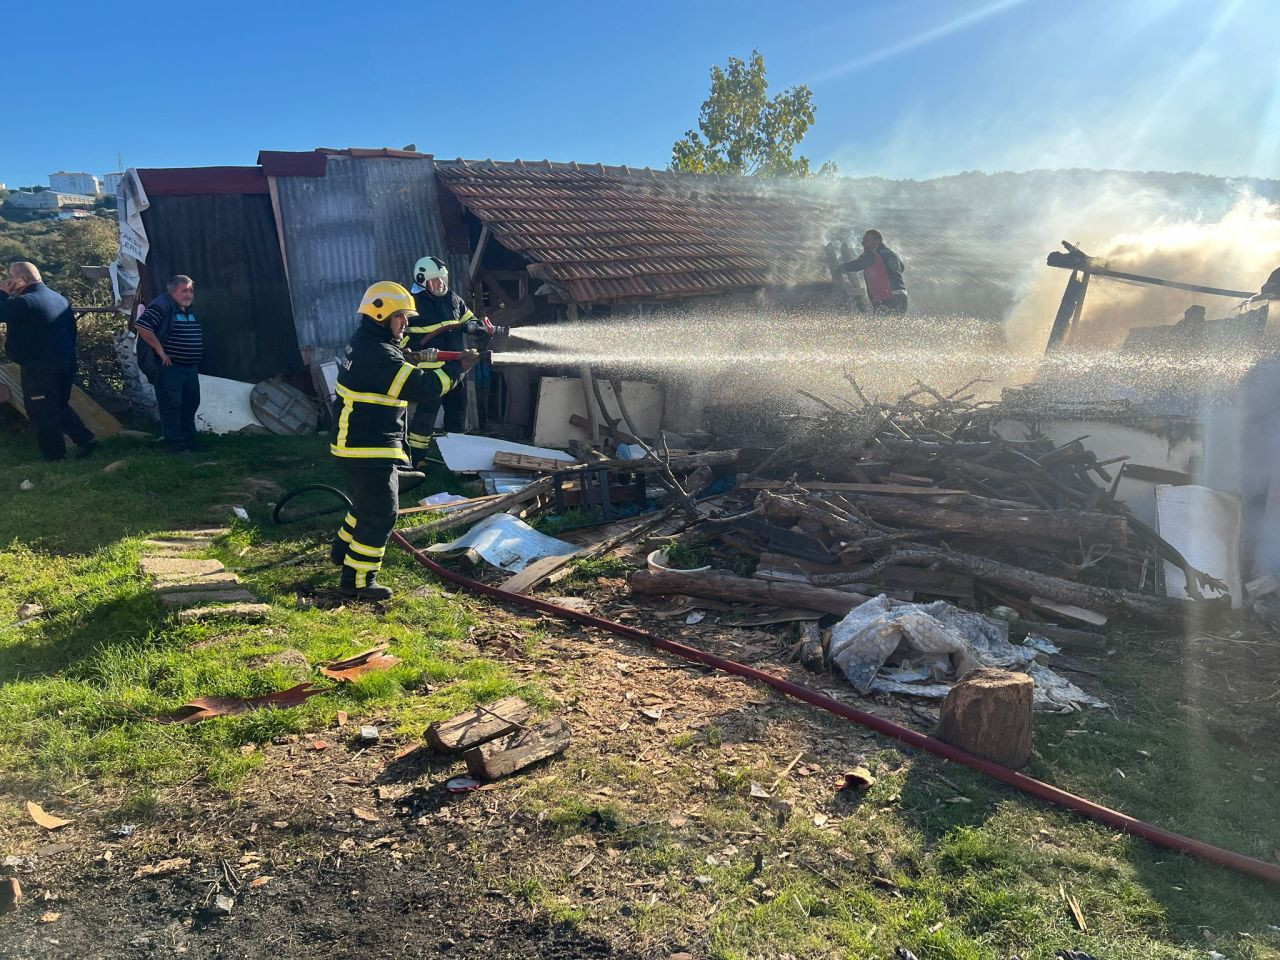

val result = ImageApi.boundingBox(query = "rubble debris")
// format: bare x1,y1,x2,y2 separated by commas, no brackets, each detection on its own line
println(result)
463,718,571,781
938,669,1034,768
425,513,580,573
426,697,535,752
159,683,322,724
318,644,401,682
629,568,866,616
357,725,380,745
212,893,236,917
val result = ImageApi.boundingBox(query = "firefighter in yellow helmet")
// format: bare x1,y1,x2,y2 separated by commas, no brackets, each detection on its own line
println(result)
329,281,478,600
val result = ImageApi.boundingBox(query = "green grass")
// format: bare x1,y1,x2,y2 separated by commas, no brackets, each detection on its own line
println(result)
0,427,521,799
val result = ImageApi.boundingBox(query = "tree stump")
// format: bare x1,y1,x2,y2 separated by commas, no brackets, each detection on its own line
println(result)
937,668,1034,769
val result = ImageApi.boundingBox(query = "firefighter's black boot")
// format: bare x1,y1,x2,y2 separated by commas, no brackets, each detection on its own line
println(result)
339,566,393,602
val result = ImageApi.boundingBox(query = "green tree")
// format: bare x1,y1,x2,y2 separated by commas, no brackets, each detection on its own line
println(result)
671,50,836,178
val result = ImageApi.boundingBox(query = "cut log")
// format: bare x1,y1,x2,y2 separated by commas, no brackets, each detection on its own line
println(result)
839,495,1131,546
629,569,868,616
464,717,571,780
811,545,1191,622
937,668,1034,769
1010,621,1108,651
426,696,535,752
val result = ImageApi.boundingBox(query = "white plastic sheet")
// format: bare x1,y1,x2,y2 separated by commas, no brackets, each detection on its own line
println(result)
424,513,579,573
827,595,1107,712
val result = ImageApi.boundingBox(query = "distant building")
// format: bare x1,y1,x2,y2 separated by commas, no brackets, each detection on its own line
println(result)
48,171,101,195
101,172,124,194
56,209,95,221
8,190,97,210
0,182,7,192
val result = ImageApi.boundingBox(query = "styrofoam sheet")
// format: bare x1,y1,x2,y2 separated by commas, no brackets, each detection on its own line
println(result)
195,375,262,435
532,378,663,448
434,433,575,473
1155,484,1243,607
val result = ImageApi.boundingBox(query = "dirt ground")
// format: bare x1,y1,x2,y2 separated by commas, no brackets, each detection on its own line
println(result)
0,584,943,960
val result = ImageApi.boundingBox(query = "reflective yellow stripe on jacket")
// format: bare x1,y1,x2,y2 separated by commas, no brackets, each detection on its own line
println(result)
329,371,414,462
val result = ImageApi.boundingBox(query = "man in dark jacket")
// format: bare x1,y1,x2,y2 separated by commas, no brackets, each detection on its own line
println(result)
838,230,908,316
330,280,477,601
134,275,203,453
0,262,96,461
404,255,475,465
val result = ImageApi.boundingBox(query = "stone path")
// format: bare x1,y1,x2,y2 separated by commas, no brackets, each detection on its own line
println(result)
138,528,272,624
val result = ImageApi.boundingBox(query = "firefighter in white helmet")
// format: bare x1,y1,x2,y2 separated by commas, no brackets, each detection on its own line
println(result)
404,256,480,465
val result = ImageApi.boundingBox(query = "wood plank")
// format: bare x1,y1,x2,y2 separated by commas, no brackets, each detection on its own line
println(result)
425,696,534,752
630,569,869,616
499,554,581,595
1028,595,1108,627
0,363,123,439
742,481,968,496
492,451,579,473
464,717,571,781
467,224,491,284
397,493,505,516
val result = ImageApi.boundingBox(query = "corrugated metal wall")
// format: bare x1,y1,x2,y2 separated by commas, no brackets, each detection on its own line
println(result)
140,193,302,381
274,156,461,358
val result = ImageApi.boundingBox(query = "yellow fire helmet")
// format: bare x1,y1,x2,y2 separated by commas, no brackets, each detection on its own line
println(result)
357,281,418,324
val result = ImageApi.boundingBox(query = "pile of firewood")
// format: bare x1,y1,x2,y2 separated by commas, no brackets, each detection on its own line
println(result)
630,379,1227,639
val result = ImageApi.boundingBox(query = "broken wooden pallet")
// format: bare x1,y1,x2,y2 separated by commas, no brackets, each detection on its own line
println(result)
463,717,571,781
426,696,534,752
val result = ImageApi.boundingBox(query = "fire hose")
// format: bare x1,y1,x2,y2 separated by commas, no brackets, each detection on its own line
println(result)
388,528,1280,887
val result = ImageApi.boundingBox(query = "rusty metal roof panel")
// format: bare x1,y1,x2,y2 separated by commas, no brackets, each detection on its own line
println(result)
274,155,458,356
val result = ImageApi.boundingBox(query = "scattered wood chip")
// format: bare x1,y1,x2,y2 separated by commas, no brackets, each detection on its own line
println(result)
640,707,664,721
813,813,829,828
250,875,273,889
26,801,73,831
569,853,595,878
336,711,349,728
351,807,379,823
133,857,191,879
748,781,772,799
39,911,59,923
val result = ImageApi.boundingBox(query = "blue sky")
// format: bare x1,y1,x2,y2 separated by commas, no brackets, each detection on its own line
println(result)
2,0,1277,187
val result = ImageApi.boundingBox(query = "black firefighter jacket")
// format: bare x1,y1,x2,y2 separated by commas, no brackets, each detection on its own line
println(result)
330,317,457,465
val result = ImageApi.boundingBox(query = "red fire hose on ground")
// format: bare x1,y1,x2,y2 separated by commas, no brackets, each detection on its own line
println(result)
390,530,1280,886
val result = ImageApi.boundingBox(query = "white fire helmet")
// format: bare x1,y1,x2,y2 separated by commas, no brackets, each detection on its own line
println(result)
412,255,449,294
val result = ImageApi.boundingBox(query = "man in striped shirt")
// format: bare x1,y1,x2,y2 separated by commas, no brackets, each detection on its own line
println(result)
135,275,203,453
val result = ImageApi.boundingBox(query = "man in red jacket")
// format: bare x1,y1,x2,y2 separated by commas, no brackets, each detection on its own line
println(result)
838,230,908,316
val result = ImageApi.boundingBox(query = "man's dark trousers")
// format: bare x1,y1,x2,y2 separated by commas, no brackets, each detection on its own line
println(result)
21,362,93,461
155,363,201,451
